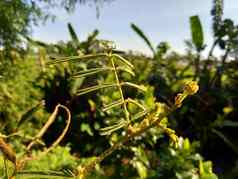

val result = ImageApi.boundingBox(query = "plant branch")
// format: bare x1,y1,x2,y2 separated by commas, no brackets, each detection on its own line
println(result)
208,39,218,58
17,104,71,171
109,52,130,122
77,103,174,178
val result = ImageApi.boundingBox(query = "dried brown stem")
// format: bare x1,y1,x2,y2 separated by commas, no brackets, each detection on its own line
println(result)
26,104,61,151
17,104,71,171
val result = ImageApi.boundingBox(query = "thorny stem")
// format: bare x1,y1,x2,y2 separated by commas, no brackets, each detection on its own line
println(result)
108,52,130,122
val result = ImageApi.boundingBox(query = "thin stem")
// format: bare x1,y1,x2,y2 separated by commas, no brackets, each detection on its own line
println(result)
4,157,8,178
222,47,230,66
194,52,201,80
109,52,130,122
208,39,218,58
210,47,230,87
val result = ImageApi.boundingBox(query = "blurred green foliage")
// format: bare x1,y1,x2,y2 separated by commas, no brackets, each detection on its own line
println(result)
0,0,238,178
0,0,112,52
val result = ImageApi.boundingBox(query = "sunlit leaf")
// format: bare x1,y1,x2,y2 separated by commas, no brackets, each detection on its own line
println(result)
117,66,135,76
81,123,94,136
199,160,218,179
100,120,127,135
72,67,112,78
133,161,147,179
102,99,124,111
122,82,147,92
46,53,107,65
112,54,134,69
131,110,149,121
76,84,117,96
126,98,146,111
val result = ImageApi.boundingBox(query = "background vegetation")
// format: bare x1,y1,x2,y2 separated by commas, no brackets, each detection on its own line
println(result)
0,0,237,178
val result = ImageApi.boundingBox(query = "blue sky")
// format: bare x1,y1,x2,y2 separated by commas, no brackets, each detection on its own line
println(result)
32,0,238,55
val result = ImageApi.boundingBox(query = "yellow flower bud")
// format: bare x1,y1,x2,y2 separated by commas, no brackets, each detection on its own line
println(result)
174,93,185,108
183,81,199,95
77,166,86,179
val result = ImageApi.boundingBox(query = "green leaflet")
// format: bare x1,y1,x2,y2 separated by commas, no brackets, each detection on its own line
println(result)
190,15,204,51
67,23,80,47
131,23,156,55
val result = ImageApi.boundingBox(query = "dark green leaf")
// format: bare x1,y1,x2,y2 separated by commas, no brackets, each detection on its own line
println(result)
131,23,156,55
67,23,80,46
